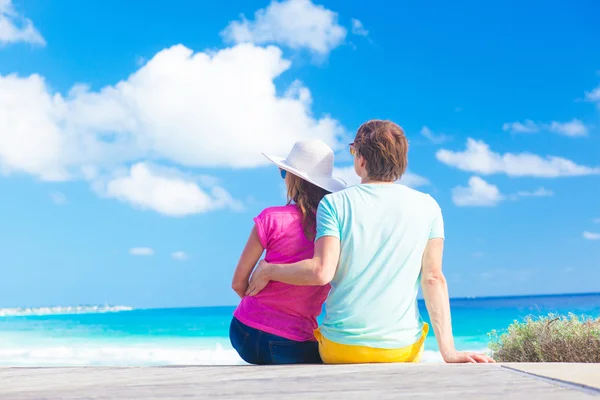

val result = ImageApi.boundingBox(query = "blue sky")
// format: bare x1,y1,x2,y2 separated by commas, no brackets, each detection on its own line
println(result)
1,0,599,309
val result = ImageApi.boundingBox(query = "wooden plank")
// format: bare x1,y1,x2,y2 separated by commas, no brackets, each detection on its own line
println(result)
503,363,600,391
0,364,594,399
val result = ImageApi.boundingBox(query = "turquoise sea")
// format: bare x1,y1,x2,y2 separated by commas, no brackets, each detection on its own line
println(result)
1,293,599,366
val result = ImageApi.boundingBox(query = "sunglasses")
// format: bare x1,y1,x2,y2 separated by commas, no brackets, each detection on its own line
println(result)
279,168,287,179
349,142,357,156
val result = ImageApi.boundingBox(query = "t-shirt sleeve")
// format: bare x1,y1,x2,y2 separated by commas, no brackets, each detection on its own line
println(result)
316,196,340,241
253,209,272,249
428,196,445,239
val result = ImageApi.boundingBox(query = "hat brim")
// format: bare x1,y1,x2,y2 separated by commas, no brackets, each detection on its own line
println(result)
262,153,347,193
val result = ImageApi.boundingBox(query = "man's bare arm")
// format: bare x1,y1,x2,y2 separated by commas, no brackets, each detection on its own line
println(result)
245,236,340,295
420,238,455,357
421,238,494,363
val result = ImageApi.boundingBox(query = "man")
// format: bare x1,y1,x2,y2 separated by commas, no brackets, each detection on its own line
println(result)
247,120,494,364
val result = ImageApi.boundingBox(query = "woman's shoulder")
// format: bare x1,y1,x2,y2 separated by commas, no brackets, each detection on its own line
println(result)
254,205,303,243
256,204,300,220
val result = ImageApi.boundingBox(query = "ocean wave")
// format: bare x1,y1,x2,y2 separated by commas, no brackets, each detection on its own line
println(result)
0,305,134,317
0,343,244,366
0,340,489,366
421,348,490,363
421,350,445,363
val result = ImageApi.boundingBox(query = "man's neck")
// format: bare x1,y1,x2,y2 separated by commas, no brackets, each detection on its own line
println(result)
361,177,394,184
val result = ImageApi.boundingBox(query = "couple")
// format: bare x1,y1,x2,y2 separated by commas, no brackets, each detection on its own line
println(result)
230,119,494,365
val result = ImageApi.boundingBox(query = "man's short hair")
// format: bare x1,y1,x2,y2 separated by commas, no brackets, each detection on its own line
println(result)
353,120,408,182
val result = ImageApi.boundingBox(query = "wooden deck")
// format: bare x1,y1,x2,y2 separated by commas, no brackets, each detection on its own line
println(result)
0,364,598,399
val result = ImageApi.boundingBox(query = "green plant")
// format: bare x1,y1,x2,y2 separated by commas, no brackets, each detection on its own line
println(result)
488,313,600,362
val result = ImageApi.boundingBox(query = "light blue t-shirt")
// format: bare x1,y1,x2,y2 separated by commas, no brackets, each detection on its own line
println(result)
316,183,444,349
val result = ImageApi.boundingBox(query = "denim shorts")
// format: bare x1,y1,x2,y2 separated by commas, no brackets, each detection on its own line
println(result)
229,317,322,365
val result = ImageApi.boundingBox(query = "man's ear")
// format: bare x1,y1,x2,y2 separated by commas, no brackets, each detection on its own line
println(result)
359,155,367,169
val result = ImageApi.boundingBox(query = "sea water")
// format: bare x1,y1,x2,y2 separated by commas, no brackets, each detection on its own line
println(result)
1,293,599,366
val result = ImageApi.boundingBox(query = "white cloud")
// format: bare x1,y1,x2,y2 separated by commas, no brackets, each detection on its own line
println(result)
0,74,69,181
436,139,600,177
0,43,344,215
502,120,539,134
331,166,358,186
50,191,67,205
279,181,288,200
584,85,600,103
420,126,452,144
452,176,504,207
222,0,347,56
509,187,554,200
583,231,600,240
332,166,429,188
171,251,188,261
351,18,368,36
95,163,242,217
452,177,553,207
548,119,588,137
593,218,600,224
503,119,588,137
129,247,154,256
401,172,430,188
0,44,342,177
0,0,45,45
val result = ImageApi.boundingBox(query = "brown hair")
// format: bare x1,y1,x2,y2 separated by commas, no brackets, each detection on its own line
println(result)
353,119,408,182
286,173,330,241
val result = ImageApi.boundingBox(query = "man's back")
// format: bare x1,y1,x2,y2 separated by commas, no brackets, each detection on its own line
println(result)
316,183,444,348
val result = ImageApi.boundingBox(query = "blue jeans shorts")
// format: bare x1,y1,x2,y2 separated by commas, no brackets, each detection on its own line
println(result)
229,317,322,365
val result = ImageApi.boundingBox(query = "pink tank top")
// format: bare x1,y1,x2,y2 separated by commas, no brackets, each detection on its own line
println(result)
233,205,330,342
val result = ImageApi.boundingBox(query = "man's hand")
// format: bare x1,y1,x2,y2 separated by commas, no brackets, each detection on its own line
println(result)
442,350,495,364
246,260,271,296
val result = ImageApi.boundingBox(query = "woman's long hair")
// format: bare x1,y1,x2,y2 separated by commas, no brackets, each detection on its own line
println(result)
286,173,330,241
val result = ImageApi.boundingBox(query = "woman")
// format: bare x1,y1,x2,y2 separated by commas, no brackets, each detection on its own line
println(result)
229,139,346,365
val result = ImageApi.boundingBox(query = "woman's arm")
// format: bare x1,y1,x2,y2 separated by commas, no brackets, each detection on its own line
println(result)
231,225,264,298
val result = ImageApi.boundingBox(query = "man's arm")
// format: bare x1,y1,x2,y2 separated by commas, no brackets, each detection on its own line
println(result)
420,238,455,357
245,236,340,296
421,238,494,363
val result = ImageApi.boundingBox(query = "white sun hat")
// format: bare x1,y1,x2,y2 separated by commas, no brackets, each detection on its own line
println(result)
262,139,347,193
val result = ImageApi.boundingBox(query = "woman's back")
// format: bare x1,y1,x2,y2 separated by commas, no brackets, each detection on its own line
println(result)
234,205,330,341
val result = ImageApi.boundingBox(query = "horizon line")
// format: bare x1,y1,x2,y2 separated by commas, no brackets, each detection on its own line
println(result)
4,291,598,311
143,290,600,310
447,291,600,301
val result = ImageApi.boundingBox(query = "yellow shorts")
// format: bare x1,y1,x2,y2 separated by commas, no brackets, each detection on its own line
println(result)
314,323,429,364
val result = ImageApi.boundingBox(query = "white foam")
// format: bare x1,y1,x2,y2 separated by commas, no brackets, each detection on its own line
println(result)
0,305,133,317
421,348,491,363
421,350,445,363
0,339,490,366
0,343,245,366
